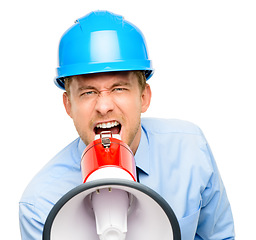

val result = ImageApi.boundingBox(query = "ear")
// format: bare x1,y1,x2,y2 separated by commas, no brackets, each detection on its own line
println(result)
141,83,152,113
63,92,73,118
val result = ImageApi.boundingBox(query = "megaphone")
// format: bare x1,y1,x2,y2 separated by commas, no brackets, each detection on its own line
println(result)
43,132,181,240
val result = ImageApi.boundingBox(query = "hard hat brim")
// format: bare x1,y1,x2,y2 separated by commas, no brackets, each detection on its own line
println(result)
55,60,154,90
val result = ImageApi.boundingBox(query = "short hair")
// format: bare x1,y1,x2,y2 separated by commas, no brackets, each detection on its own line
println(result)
64,71,146,95
134,70,147,92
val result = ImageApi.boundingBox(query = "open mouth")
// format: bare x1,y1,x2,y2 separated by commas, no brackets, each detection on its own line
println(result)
94,121,121,135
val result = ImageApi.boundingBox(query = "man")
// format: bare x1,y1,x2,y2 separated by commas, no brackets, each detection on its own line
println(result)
19,11,235,239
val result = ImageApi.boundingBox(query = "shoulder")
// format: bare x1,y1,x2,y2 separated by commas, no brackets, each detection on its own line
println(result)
141,117,203,136
20,138,82,205
140,118,214,177
19,138,84,233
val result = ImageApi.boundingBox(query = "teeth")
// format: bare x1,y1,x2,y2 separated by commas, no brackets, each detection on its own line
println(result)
96,121,119,129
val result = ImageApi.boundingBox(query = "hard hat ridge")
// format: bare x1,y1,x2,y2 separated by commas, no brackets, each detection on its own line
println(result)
76,11,124,31
55,10,154,90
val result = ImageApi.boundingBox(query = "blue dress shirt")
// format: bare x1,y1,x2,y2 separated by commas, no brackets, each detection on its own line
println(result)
19,118,235,239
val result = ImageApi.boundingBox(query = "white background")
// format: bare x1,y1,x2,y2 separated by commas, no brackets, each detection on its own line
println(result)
1,0,255,239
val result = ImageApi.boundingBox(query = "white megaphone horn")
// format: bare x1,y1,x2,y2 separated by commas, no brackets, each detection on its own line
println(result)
43,132,181,240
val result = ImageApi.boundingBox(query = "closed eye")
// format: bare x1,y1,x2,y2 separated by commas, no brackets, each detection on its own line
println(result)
112,87,127,92
80,90,98,97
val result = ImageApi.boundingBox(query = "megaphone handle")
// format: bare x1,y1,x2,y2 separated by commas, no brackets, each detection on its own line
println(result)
136,167,140,183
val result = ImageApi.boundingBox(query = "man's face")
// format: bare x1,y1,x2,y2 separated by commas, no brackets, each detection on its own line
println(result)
63,71,151,154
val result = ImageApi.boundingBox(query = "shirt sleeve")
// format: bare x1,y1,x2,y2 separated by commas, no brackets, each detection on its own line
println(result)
196,142,235,239
19,202,44,240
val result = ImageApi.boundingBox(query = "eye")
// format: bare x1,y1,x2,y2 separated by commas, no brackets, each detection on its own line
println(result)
80,90,98,97
112,87,126,92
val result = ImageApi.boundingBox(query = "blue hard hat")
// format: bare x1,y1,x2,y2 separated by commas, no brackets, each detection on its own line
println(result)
54,11,154,90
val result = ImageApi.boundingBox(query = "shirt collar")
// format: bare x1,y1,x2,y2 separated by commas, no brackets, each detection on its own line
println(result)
78,138,86,159
134,127,150,175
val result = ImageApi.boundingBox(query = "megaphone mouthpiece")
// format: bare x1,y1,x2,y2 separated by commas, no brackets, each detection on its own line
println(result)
81,136,137,183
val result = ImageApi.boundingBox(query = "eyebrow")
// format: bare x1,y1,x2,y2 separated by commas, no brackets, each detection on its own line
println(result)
111,81,132,88
77,85,97,92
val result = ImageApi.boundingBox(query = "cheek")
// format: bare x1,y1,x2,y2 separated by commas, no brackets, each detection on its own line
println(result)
70,101,94,125
115,94,142,113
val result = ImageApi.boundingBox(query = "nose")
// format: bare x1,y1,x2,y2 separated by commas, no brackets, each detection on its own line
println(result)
94,91,115,116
